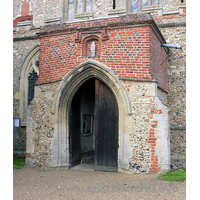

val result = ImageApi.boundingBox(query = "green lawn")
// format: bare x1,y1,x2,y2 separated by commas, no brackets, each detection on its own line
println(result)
158,170,186,182
13,158,26,169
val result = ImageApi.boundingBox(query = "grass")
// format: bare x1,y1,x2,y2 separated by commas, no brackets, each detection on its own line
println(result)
13,157,26,169
158,170,186,182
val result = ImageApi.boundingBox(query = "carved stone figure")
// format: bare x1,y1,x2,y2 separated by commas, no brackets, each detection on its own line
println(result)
91,41,95,57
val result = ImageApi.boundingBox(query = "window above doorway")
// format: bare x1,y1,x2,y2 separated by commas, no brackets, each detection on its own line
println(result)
128,0,160,13
66,0,93,21
62,0,163,22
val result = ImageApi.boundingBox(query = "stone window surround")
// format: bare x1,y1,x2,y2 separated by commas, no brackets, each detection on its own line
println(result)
18,45,40,126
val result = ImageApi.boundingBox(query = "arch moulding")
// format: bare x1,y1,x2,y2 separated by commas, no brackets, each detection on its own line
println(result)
49,59,133,172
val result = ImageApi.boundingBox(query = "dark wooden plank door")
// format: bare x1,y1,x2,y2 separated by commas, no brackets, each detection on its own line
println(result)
95,79,119,171
70,91,81,167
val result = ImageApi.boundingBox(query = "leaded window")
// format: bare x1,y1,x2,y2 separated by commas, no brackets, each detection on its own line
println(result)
77,0,84,14
28,69,38,105
68,0,92,20
131,0,159,13
152,0,159,5
131,0,139,12
86,0,92,13
142,0,149,7
68,0,75,20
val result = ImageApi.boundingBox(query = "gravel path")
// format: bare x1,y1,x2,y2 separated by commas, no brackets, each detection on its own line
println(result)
13,165,186,200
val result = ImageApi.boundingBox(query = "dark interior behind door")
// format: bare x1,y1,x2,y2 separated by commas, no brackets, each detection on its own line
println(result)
70,90,81,167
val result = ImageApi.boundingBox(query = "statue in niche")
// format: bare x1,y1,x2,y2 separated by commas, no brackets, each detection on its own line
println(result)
91,41,95,57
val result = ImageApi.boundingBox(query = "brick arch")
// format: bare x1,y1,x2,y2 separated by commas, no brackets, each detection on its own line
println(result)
49,60,133,170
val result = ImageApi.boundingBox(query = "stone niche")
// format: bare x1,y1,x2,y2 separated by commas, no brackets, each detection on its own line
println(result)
83,35,100,58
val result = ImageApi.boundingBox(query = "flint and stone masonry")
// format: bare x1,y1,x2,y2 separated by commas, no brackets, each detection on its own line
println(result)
13,0,186,173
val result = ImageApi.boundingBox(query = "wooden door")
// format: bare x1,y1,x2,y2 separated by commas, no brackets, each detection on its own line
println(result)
70,90,81,167
95,79,119,171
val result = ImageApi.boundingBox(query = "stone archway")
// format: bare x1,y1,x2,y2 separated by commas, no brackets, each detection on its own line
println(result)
49,60,133,172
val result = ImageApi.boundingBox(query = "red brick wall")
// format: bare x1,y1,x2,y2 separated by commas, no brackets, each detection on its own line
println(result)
150,28,168,91
37,15,168,91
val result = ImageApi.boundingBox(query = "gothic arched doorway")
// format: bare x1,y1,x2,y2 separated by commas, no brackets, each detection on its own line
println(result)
70,78,119,171
50,60,133,171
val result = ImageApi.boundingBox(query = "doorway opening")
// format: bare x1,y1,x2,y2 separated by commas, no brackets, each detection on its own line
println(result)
70,78,95,167
70,78,119,171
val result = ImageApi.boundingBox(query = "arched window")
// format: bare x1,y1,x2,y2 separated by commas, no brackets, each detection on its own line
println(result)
64,0,93,21
18,45,40,124
28,63,39,105
130,0,159,13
